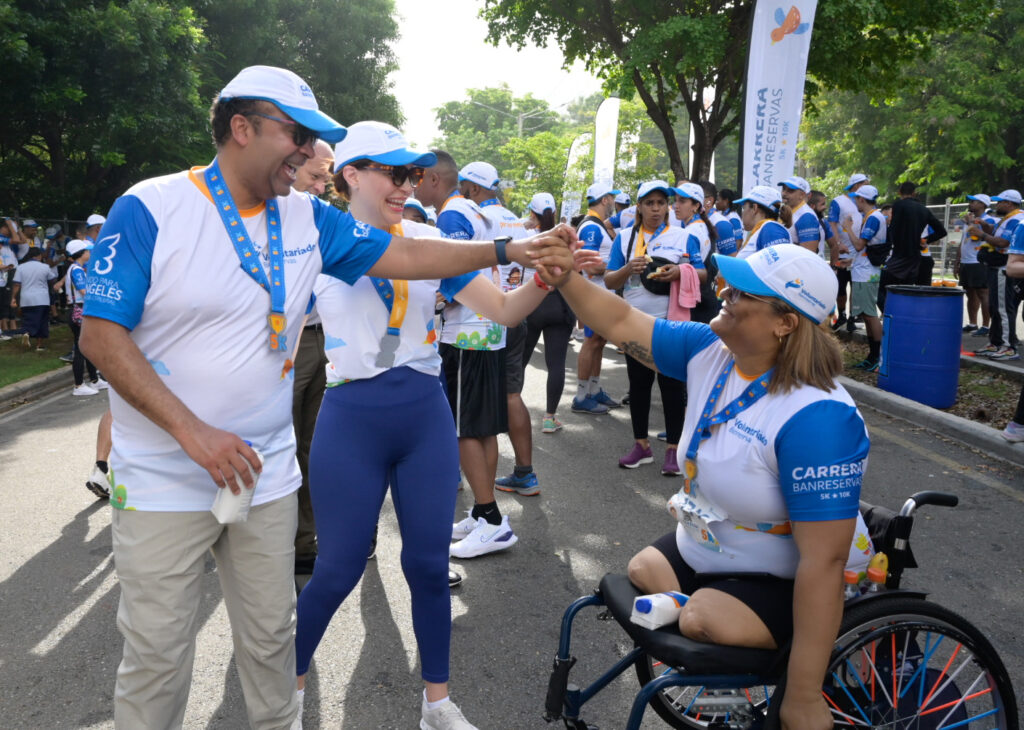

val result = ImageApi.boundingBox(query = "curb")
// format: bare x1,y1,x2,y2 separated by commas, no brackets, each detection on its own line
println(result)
0,367,70,414
839,376,1024,469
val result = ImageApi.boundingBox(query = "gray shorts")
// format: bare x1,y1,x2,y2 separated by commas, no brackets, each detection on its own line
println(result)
850,281,879,318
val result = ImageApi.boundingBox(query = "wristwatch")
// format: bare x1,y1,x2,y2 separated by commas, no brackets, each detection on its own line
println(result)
493,235,512,266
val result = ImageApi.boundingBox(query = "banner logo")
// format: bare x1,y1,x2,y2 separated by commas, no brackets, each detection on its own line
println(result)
771,6,810,44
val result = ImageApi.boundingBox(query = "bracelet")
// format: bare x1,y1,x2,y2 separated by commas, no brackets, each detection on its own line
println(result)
533,271,553,291
493,236,511,265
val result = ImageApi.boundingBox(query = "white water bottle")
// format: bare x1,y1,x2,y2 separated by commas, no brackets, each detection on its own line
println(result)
210,443,264,524
630,591,689,630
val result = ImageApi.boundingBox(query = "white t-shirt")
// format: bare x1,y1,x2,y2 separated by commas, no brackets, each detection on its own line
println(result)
852,210,886,283
66,261,88,304
483,199,533,291
314,220,478,385
83,166,391,511
828,194,862,263
435,192,506,350
577,211,614,281
0,243,18,284
652,321,874,579
12,260,55,307
960,213,997,265
607,224,697,317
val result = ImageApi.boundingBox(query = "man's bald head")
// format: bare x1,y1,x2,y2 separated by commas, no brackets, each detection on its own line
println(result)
293,140,335,195
414,149,458,208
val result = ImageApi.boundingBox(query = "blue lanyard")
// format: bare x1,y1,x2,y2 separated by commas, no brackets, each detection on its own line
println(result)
204,159,288,352
480,198,500,208
683,360,773,481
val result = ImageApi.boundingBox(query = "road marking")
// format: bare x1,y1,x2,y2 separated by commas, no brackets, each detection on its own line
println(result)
869,421,1024,503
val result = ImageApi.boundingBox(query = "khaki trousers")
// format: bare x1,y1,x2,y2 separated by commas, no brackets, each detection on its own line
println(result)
111,493,298,729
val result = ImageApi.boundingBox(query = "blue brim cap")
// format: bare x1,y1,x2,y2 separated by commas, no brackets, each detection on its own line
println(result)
671,187,702,202
339,149,436,170
712,253,777,297
265,99,347,144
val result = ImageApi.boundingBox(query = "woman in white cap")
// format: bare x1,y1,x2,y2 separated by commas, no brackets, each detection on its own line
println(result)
294,121,551,730
603,180,705,474
520,192,576,433
530,241,873,730
734,185,793,259
672,181,721,323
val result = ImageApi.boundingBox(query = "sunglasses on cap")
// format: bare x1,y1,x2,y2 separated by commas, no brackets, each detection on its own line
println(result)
244,112,319,147
356,161,425,188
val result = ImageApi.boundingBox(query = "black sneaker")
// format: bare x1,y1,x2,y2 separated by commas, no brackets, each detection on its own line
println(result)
846,318,857,333
831,314,848,331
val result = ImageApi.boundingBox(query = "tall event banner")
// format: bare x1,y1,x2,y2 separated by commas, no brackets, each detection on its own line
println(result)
561,132,592,223
593,97,620,188
739,1,818,190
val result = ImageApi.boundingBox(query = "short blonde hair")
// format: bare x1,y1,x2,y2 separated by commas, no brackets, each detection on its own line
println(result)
768,300,843,394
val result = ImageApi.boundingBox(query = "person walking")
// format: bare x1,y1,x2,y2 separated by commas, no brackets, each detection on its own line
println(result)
65,241,107,395
10,248,55,350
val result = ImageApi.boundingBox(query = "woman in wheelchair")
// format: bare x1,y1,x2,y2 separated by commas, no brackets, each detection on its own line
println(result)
535,242,874,729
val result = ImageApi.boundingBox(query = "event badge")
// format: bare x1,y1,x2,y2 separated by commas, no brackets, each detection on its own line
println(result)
375,333,401,369
667,482,726,552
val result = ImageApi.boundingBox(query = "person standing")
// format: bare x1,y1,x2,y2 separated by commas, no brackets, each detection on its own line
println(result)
78,65,565,730
10,248,56,350
83,214,105,245
955,194,995,335
65,241,106,395
970,190,1023,361
778,177,821,253
700,181,737,256
849,186,887,371
1001,236,1024,441
828,174,870,331
0,221,21,338
877,182,946,312
734,186,792,259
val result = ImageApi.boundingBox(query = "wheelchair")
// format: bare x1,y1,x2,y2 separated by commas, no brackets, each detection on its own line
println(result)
543,491,1019,729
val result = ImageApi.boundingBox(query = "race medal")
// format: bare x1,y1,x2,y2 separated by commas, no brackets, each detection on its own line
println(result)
374,332,401,369
268,312,288,352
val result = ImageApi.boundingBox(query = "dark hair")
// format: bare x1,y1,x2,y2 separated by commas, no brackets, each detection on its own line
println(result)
698,180,717,199
24,247,43,260
808,189,827,205
634,190,669,230
751,201,793,228
209,96,266,147
880,203,893,212
898,181,917,196
717,188,736,212
535,208,557,232
570,213,585,228
679,192,718,244
331,158,372,202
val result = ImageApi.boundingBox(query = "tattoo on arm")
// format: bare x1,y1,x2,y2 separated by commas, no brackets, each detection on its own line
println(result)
622,340,655,369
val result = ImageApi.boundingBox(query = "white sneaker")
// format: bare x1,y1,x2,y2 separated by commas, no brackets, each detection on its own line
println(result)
86,464,111,499
72,383,99,396
420,697,478,730
450,516,517,559
0,334,11,341
90,377,110,390
289,690,304,730
451,511,477,540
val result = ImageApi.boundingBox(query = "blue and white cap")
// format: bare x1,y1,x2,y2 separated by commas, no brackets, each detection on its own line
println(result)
529,192,556,214
777,176,810,194
734,185,782,211
715,245,837,324
459,161,500,190
672,182,705,203
844,173,870,191
966,193,991,207
86,214,106,227
992,189,1022,205
219,65,348,144
333,121,435,170
66,241,93,257
22,219,38,228
403,198,429,221
586,182,620,202
851,184,879,201
615,192,631,205
637,179,673,201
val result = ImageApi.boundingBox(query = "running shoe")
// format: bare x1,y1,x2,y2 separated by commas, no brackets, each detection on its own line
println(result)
1002,422,1024,443
495,471,540,496
655,431,667,441
91,377,110,390
973,343,999,355
845,318,856,333
852,359,878,370
593,389,622,408
865,360,880,373
420,697,478,730
72,383,99,396
449,516,517,559
618,443,654,469
571,395,609,415
451,511,478,541
59,351,74,362
0,334,10,342
962,324,978,333
830,314,848,332
662,449,681,476
448,569,463,588
542,416,563,433
970,327,989,337
988,346,1020,361
86,464,110,499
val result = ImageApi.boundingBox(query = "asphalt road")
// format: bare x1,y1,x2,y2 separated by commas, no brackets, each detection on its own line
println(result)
1,342,1022,729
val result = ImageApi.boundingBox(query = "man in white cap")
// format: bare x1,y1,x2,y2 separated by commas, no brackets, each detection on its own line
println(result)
848,185,886,370
969,189,1023,360
84,213,106,245
778,177,821,253
827,174,869,331
955,194,995,335
78,66,566,729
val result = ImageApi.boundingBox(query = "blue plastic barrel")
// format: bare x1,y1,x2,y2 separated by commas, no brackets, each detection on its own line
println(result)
878,285,964,408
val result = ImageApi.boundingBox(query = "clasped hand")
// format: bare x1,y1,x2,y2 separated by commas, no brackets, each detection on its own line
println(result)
526,225,602,287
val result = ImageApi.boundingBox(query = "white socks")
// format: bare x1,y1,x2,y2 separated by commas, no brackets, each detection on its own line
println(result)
424,689,449,710
587,376,601,396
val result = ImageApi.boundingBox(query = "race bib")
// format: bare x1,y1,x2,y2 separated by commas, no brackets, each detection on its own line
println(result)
667,483,727,552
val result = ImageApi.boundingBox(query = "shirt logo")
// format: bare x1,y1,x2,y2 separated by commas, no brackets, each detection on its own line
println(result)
353,221,372,238
771,6,810,44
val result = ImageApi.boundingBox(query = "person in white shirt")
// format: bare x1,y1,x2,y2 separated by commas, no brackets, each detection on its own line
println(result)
778,176,821,253
11,247,56,349
955,194,995,335
849,185,887,370
828,173,870,331
0,221,22,337
78,66,569,730
65,241,107,395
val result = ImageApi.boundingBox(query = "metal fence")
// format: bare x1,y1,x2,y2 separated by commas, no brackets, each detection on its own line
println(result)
926,201,969,279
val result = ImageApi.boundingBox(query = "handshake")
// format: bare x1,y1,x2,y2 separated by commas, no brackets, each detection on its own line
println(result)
522,223,603,288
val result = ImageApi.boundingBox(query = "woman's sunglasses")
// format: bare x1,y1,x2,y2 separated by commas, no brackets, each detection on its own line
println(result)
722,286,777,306
244,112,319,147
357,162,426,188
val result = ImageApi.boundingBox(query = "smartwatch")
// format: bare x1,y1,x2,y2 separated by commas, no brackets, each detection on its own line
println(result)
493,235,512,266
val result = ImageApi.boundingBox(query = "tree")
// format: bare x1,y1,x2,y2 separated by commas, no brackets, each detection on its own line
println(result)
0,0,207,217
481,0,992,184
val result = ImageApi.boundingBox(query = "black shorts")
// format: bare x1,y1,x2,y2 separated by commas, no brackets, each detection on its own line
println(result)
21,305,50,338
958,262,988,290
0,282,12,319
834,266,851,295
440,344,508,438
650,531,795,648
504,322,527,394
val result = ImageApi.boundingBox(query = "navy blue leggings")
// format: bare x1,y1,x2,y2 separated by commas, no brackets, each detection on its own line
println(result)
295,367,460,682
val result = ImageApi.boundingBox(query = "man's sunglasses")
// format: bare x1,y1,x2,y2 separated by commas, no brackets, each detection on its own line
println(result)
356,162,425,188
244,112,319,147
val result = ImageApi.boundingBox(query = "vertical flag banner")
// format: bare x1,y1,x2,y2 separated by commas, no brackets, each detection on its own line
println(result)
561,133,592,223
593,97,620,187
739,1,817,190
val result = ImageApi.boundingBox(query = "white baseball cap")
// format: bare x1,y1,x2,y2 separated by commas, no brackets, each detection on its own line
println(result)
778,176,810,194
459,161,500,190
672,182,705,203
851,184,879,201
403,198,429,221
844,173,870,190
585,182,620,202
966,193,992,207
734,185,782,211
637,180,673,201
66,241,93,257
614,192,631,205
333,121,435,170
715,244,838,324
22,219,38,228
218,65,348,144
992,189,1022,205
86,214,106,227
529,192,556,215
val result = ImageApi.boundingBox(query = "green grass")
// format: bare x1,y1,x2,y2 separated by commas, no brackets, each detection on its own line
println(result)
0,323,75,388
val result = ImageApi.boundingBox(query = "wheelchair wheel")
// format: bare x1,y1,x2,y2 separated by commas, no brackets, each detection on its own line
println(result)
826,597,1018,728
635,655,776,729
